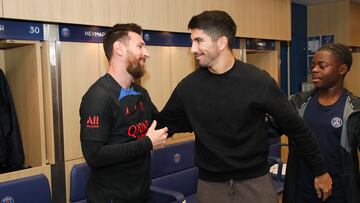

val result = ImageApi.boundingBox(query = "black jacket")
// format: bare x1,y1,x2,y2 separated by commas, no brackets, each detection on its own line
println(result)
0,69,24,172
283,89,360,203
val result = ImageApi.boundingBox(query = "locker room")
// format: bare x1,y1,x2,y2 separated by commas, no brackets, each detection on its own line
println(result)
0,0,359,203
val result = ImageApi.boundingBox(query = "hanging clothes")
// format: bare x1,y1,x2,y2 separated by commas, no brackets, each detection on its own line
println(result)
0,69,24,173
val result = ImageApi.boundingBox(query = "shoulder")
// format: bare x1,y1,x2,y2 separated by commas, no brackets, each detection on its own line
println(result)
348,91,360,110
81,76,112,111
289,89,316,108
83,77,109,99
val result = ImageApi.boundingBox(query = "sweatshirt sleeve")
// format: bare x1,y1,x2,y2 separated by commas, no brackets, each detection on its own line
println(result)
263,77,327,177
156,85,193,135
81,137,153,168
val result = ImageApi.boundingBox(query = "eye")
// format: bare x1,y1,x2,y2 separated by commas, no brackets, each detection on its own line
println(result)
318,62,327,69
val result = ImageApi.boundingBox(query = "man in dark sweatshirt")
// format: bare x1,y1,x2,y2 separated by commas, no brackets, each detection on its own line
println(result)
156,10,333,203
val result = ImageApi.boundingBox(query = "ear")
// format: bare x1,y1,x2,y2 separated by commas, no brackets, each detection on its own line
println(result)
113,41,126,56
217,36,228,51
339,64,349,75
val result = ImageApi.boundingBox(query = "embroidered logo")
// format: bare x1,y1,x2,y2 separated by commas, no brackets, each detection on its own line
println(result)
330,117,343,128
173,153,181,164
1,196,15,203
86,116,99,128
124,102,145,116
127,120,149,139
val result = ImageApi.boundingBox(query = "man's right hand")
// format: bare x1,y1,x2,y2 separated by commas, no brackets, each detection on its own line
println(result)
146,120,168,150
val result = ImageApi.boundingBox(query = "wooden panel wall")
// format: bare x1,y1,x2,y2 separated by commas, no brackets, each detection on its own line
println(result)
238,0,291,40
61,42,102,161
307,1,349,45
141,46,172,110
0,0,3,17
3,0,61,22
61,0,109,26
167,0,197,32
99,44,109,76
1,0,291,40
169,47,196,90
344,52,360,96
109,0,169,30
348,2,360,46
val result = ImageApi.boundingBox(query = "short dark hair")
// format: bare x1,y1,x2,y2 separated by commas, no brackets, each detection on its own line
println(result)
188,10,237,49
318,43,353,70
103,23,142,61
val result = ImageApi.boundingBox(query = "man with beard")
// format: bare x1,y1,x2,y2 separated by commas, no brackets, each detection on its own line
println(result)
79,23,168,203
284,43,360,203
156,10,332,203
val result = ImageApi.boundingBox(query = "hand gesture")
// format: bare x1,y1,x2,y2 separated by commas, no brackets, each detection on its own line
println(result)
314,172,332,201
146,120,168,150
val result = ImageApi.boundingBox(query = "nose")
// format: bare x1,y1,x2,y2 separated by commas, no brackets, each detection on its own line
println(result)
190,42,198,53
311,64,318,72
143,47,150,58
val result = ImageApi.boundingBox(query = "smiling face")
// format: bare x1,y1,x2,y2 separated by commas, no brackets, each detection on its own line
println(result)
124,31,150,79
310,50,347,89
190,28,221,68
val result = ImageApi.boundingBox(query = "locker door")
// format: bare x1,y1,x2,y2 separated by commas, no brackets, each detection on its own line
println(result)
61,42,101,161
246,50,279,83
4,42,47,167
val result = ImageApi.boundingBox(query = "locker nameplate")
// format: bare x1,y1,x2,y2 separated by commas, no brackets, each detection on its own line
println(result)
59,24,109,43
58,24,240,48
143,30,240,48
0,19,43,41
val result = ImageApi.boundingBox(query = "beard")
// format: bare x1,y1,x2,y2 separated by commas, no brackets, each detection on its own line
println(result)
126,51,145,79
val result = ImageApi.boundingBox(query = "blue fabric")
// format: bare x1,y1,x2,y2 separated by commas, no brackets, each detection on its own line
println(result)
151,141,198,203
297,91,347,202
151,141,195,179
0,174,52,203
70,163,91,203
118,87,141,100
152,167,198,197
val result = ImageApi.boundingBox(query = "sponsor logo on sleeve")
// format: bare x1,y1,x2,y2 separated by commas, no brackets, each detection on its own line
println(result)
86,116,99,128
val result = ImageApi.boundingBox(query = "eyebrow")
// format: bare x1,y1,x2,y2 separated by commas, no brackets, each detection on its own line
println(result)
137,41,145,46
192,37,203,42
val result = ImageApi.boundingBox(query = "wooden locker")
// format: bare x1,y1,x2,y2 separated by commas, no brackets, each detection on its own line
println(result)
4,42,47,167
246,50,279,83
344,52,360,96
61,42,102,161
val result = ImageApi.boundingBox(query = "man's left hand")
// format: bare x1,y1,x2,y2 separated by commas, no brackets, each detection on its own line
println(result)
314,172,332,201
